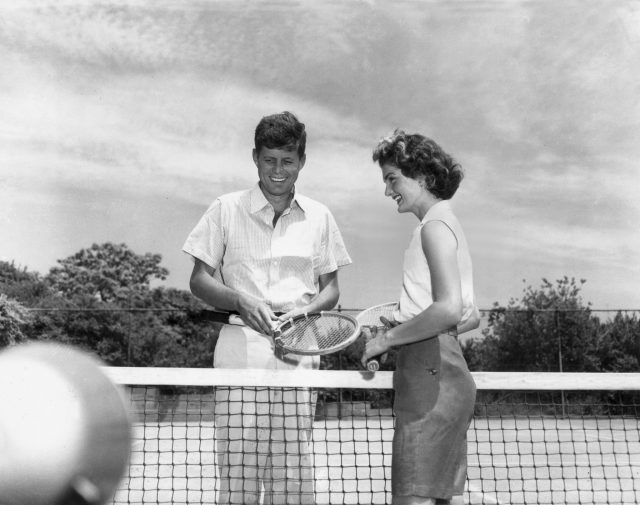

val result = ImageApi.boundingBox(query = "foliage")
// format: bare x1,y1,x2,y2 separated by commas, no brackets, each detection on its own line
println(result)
461,277,640,373
590,311,640,372
462,277,640,414
47,242,168,304
3,247,640,378
0,246,215,367
0,294,31,346
0,261,50,305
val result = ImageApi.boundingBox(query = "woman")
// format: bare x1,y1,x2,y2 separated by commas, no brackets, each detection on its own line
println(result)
362,130,478,505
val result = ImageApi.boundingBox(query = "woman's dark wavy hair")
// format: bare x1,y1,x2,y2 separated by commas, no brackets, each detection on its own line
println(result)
372,129,463,200
254,111,306,158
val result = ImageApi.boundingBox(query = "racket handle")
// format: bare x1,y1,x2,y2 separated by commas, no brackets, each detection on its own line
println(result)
366,350,390,372
199,310,234,323
366,359,380,372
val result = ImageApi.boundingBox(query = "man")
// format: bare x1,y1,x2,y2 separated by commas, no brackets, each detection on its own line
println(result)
182,111,351,504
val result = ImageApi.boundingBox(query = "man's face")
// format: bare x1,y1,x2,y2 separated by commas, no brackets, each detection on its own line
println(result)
253,145,305,199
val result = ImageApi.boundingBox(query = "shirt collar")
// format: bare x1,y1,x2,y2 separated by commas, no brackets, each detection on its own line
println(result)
249,183,306,214
421,199,450,224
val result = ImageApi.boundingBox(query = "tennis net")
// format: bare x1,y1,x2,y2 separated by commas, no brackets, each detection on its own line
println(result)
104,368,640,505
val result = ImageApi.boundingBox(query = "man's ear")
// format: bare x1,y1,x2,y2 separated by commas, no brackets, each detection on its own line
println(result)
299,153,306,169
252,148,258,165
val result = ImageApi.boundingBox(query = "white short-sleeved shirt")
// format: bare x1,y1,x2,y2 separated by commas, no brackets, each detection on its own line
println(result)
183,183,352,313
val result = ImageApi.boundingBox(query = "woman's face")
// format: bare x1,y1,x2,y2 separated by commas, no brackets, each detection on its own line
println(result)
381,163,426,216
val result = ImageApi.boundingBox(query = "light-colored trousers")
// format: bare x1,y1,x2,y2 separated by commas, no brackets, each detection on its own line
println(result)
213,324,319,504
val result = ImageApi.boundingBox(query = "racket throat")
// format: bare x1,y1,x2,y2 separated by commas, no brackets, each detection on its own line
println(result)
273,333,288,359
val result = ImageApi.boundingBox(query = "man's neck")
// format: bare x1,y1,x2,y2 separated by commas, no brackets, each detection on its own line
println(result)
259,183,294,215
258,183,294,226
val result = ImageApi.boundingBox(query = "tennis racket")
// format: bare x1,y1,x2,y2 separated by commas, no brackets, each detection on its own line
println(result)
356,302,399,372
200,309,361,357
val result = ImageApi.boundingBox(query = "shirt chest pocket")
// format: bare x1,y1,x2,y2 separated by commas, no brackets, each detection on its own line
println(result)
224,220,322,273
272,221,322,266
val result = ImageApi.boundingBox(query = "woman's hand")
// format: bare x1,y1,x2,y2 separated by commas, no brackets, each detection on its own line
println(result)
360,325,392,369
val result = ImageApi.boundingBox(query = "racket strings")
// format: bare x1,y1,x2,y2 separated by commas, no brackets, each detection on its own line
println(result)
277,314,358,352
356,303,398,328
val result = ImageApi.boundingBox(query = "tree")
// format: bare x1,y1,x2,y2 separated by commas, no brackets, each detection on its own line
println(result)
46,242,168,304
0,294,31,347
463,277,599,372
591,311,640,372
1,244,219,367
131,286,217,368
0,261,50,306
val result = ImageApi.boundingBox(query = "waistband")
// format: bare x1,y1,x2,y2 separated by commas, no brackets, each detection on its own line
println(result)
228,312,285,326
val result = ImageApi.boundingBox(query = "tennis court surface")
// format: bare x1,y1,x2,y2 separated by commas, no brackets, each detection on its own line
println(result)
105,368,640,505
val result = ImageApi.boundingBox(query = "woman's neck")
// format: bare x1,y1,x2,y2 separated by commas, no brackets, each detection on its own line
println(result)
414,194,441,221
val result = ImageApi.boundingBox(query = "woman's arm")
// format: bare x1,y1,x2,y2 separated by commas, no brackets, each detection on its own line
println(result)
457,305,481,334
362,220,462,362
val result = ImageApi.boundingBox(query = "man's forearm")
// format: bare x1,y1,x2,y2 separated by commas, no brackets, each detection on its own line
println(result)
305,284,339,313
304,272,340,313
190,271,242,312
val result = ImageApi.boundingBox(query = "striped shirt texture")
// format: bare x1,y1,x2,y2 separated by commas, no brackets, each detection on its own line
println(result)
183,183,352,313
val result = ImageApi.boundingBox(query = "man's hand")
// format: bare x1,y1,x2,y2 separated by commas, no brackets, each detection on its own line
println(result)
236,294,279,335
276,307,310,325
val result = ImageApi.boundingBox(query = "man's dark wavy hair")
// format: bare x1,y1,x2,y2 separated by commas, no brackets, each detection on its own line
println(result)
254,111,306,158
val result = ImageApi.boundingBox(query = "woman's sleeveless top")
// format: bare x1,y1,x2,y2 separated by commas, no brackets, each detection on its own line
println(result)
394,200,475,324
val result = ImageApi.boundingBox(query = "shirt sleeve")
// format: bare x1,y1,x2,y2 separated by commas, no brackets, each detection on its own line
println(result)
317,211,352,275
182,199,225,269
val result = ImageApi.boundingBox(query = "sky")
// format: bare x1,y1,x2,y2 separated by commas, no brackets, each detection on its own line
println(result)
1,0,640,315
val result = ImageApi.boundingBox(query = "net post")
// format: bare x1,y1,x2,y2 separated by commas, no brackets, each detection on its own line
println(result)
555,308,566,417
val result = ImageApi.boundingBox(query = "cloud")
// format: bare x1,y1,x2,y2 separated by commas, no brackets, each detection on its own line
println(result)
1,0,639,310
0,44,375,209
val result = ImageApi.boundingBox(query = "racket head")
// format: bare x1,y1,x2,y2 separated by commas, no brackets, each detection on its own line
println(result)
356,302,399,329
273,311,360,356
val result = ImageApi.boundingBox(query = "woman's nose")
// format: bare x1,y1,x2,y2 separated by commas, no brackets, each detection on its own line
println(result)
384,183,393,196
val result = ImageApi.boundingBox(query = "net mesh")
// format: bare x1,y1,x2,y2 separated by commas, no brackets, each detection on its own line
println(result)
276,313,358,354
106,369,640,505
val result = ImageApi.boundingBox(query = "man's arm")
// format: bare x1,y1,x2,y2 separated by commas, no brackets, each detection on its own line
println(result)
189,258,277,334
278,270,340,321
